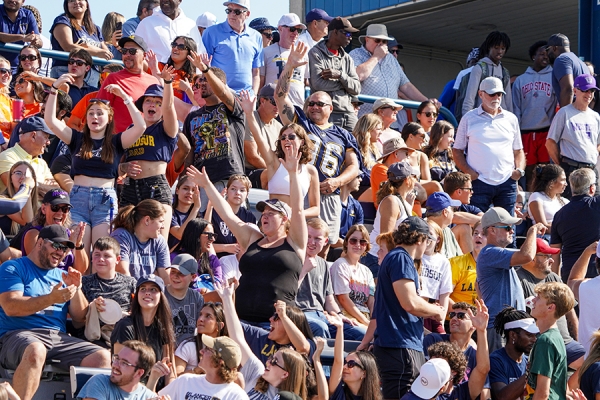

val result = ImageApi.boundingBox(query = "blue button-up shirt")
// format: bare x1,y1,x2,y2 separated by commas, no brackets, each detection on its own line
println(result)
0,6,39,72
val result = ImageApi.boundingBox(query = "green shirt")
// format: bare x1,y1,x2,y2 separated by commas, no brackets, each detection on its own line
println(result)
526,327,567,400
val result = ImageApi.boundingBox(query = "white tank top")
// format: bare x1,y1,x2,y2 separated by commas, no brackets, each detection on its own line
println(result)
268,163,311,198
369,195,410,256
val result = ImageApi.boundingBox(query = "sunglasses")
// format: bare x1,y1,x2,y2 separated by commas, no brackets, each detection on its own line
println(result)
264,97,276,106
422,111,438,118
486,92,503,97
68,59,87,67
0,68,10,76
344,359,364,369
449,311,467,320
119,48,140,55
285,26,303,34
89,98,110,105
225,8,247,15
494,225,513,231
261,31,273,39
44,239,70,253
308,101,330,108
16,77,27,85
390,49,398,55
267,355,287,371
19,54,38,62
338,30,353,38
279,133,297,141
348,238,368,246
50,204,71,213
202,232,217,240
170,42,188,51
100,71,110,81
373,38,388,44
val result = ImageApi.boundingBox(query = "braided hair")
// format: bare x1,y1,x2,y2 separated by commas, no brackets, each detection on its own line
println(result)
493,306,532,338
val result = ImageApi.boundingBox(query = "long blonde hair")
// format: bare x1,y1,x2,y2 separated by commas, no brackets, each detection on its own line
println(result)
580,331,600,385
353,114,382,169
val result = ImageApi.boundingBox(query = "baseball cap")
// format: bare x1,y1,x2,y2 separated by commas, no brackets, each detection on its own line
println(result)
373,97,403,112
479,77,506,95
118,35,148,52
426,192,461,213
387,162,413,182
328,17,359,33
18,116,54,136
223,0,250,10
135,84,164,111
169,253,198,276
546,33,569,48
256,199,292,218
481,207,522,229
377,137,414,161
388,37,403,50
574,74,599,91
504,318,540,334
305,8,333,23
402,216,430,235
39,225,75,249
249,17,276,32
536,238,560,255
411,358,452,399
202,335,242,369
278,13,306,30
136,274,165,293
259,83,276,98
196,12,217,28
43,189,71,206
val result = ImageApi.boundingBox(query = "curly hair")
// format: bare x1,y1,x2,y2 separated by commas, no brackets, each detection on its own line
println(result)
353,114,382,169
376,232,395,253
207,350,239,383
275,124,314,164
427,342,467,386
481,31,511,55
529,40,548,59
393,221,428,246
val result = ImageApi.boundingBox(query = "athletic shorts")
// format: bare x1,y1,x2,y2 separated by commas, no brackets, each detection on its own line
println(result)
521,130,550,165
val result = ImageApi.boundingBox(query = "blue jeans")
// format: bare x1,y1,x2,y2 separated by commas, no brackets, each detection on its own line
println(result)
70,185,117,228
471,177,517,215
304,311,366,341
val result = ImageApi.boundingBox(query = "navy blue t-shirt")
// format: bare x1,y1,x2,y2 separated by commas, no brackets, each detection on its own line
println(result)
340,195,364,239
68,130,124,178
68,84,97,108
580,362,600,400
373,247,423,351
488,347,527,386
212,206,257,258
0,6,39,71
438,381,470,400
241,321,315,364
330,381,362,400
458,204,482,215
50,14,103,68
125,121,178,163
423,333,477,378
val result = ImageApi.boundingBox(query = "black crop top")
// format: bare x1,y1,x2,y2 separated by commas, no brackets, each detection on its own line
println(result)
68,130,124,179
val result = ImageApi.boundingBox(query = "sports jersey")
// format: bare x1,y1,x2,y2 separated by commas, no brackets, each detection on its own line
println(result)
125,120,177,163
448,253,478,306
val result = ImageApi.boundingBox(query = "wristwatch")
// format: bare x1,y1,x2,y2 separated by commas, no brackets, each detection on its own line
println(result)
75,244,85,250
515,168,525,177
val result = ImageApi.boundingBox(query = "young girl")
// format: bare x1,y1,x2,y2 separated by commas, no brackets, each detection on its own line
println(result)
168,176,201,249
0,161,38,236
45,73,146,252
423,120,457,183
148,36,198,102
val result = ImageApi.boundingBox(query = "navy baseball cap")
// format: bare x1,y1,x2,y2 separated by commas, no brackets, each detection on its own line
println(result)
249,17,276,32
426,192,461,213
18,116,54,136
402,216,430,235
259,83,276,98
136,274,165,292
306,8,333,23
135,84,164,111
387,162,413,182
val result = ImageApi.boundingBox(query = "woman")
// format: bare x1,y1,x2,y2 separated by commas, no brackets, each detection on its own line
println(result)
0,161,38,236
50,0,113,85
44,74,146,252
110,199,170,283
353,113,383,200
372,98,404,152
402,122,443,196
528,164,568,231
13,73,44,117
240,91,319,218
111,275,177,386
15,45,42,76
375,232,395,266
149,36,198,101
331,225,374,329
101,11,124,60
370,137,414,207
174,302,228,375
579,331,600,400
313,313,381,400
187,133,308,325
423,120,457,183
119,69,178,243
416,100,440,138
169,176,201,249
448,222,486,309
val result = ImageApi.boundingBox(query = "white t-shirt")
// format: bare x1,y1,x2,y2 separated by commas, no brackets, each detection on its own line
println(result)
260,43,307,107
241,353,279,400
220,254,242,283
159,374,249,399
330,257,375,314
420,252,453,300
527,191,569,224
174,339,198,372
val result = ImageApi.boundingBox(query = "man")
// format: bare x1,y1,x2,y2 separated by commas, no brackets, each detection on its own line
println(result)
453,76,525,214
545,33,589,107
203,0,263,94
546,73,600,198
512,40,557,190
260,13,307,107
77,340,157,400
424,191,463,259
516,238,585,389
443,172,483,254
0,0,42,72
135,0,204,63
276,42,361,247
308,17,361,131
552,168,600,282
159,336,248,399
298,8,332,50
526,282,575,399
165,254,204,346
0,225,111,400
400,358,452,400
297,218,365,340
367,217,446,399
122,0,159,37
64,49,98,107
243,83,282,189
96,35,159,133
249,17,276,48
350,24,436,118
477,206,545,352
196,12,217,36
0,116,57,193
183,53,245,213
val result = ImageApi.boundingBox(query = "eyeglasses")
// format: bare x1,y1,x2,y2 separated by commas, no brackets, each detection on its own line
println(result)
50,204,71,213
390,49,398,55
267,355,287,372
493,225,513,231
225,8,247,15
0,68,10,76
279,133,297,141
11,170,25,177
449,311,467,320
202,232,217,241
343,359,364,369
89,98,110,105
119,48,140,55
68,59,87,67
44,239,70,253
460,187,474,192
422,111,438,118
170,41,189,51
348,238,368,246
485,92,503,98
112,355,138,369
373,38,388,44
261,31,273,39
338,30,352,38
535,253,553,259
285,26,303,34
19,55,38,62
308,101,330,108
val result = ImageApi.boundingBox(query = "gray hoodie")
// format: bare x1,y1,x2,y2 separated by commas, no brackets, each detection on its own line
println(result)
308,40,361,115
462,57,513,115
511,65,557,130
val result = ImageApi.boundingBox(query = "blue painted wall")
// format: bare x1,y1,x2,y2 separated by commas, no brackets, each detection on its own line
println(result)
305,0,413,18
580,0,600,68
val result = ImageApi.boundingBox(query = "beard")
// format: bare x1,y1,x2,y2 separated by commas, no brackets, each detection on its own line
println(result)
38,245,61,270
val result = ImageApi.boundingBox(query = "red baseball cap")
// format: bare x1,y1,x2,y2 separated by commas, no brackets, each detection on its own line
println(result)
536,238,560,255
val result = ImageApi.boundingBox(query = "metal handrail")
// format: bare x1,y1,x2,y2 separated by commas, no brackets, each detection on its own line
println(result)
0,42,123,67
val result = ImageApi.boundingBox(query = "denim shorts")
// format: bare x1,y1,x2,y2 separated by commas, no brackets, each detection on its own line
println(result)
70,185,118,228
119,174,172,206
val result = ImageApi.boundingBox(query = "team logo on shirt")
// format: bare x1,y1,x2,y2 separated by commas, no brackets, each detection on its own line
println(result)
220,221,229,237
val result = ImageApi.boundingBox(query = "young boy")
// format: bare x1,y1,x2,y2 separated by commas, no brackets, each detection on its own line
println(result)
526,282,575,399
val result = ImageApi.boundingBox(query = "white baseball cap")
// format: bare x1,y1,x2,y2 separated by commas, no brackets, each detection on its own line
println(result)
412,358,452,399
278,13,307,30
196,12,217,28
479,76,506,95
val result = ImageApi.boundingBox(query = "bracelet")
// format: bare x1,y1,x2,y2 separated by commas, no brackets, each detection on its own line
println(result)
201,66,210,74
51,84,59,90
164,79,172,84
48,89,57,96
75,244,85,250
123,97,132,105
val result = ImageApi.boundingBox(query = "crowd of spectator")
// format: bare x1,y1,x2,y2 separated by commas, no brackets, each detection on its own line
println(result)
0,0,598,399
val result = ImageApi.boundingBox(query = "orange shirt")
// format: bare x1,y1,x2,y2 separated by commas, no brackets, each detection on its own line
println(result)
67,91,98,131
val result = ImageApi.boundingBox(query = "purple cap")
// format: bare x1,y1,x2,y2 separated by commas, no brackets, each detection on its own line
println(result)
306,8,333,23
574,74,599,91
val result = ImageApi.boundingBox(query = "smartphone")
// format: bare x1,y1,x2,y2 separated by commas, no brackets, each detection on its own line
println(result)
115,21,123,32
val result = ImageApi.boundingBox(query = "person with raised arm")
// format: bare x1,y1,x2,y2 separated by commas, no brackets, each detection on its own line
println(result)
44,74,146,253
